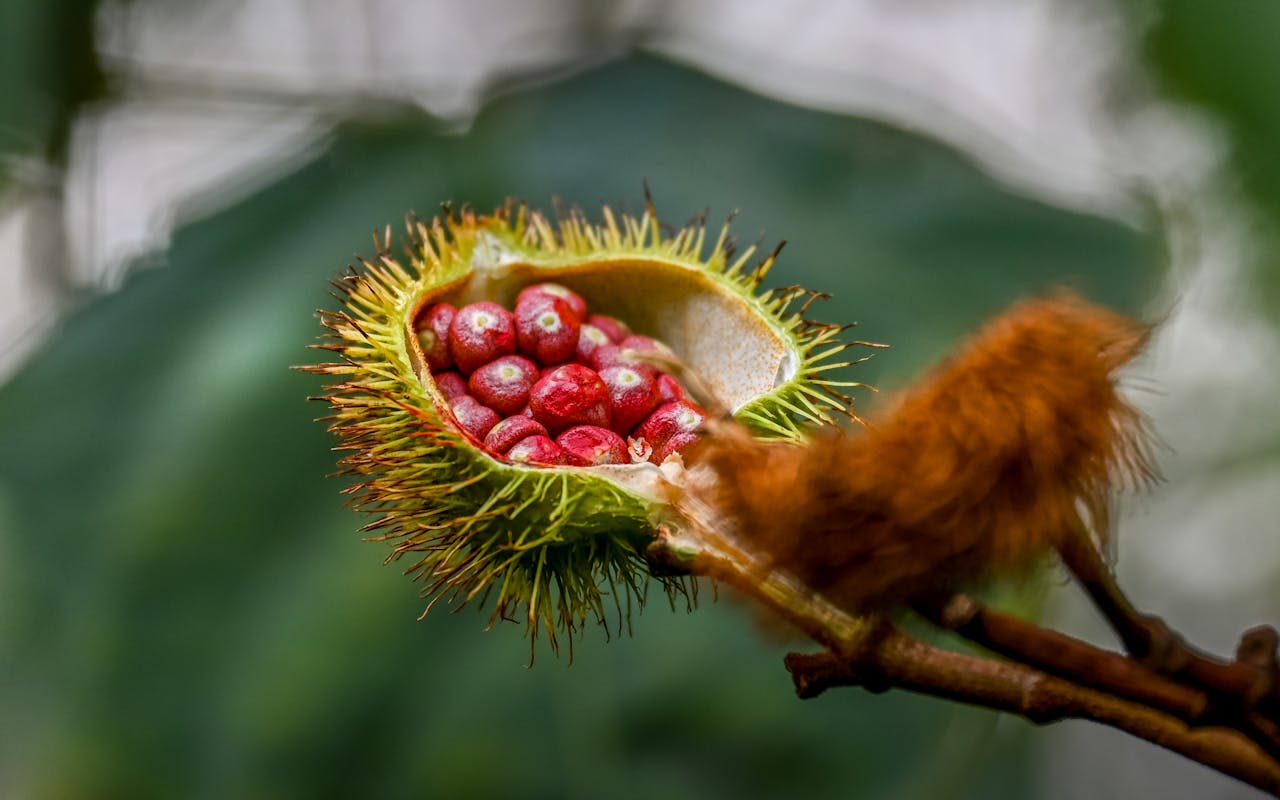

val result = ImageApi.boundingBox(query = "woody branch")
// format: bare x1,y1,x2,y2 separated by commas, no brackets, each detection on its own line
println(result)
648,535,1280,798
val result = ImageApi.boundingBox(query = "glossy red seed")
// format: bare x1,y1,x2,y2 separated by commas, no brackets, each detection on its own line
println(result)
517,283,588,320
506,434,570,466
418,303,456,371
528,363,612,434
652,431,701,465
467,354,539,416
633,400,706,464
515,295,580,366
448,301,516,375
450,395,501,440
656,373,687,403
433,370,467,401
574,324,612,365
588,344,657,379
484,415,548,455
618,334,673,359
555,425,629,466
598,365,662,435
587,314,630,343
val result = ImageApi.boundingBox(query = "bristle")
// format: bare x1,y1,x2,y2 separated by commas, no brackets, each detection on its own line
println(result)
688,290,1156,615
301,199,869,648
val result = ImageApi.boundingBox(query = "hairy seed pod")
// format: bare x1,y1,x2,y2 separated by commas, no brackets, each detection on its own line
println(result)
685,290,1156,616
305,200,862,649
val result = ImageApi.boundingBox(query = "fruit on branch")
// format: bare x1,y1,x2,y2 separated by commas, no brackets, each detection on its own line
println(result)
305,201,860,647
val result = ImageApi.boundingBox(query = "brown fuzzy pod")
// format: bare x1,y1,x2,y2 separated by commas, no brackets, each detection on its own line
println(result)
687,290,1156,615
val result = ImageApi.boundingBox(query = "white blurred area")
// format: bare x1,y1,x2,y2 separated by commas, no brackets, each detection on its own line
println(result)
1,0,1276,795
0,0,1165,376
0,0,1151,381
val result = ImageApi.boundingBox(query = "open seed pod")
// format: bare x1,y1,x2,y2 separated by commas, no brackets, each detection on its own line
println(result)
307,200,861,649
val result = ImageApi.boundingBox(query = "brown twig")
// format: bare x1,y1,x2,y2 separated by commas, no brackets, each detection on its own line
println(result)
650,521,1280,794
913,593,1208,721
647,526,870,655
784,624,1280,797
1058,534,1280,717
914,593,1280,764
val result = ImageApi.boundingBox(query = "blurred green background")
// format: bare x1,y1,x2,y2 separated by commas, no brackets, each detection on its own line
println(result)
2,2,1278,798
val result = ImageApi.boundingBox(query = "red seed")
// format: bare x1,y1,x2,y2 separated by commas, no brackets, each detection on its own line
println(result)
506,434,571,466
528,363,612,434
618,334,673,359
556,425,630,466
587,314,630,343
656,373,687,403
515,295,581,366
433,370,468,401
633,400,706,464
467,355,539,416
418,303,456,371
652,431,701,465
574,324,612,365
484,415,548,455
589,344,657,379
517,283,588,320
599,365,662,435
450,395,501,441
449,301,516,375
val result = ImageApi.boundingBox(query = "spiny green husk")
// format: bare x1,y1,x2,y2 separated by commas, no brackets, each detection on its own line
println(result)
306,200,865,652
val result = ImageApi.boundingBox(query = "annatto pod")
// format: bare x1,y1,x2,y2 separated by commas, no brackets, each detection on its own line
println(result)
306,200,863,650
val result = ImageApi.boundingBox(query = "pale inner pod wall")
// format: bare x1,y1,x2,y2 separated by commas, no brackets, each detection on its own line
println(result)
426,240,793,414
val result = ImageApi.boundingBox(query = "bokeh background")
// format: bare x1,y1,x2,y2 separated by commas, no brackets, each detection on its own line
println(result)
2,1,1279,798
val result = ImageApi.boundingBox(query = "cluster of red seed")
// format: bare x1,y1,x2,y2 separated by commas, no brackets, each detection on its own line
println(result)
417,283,707,467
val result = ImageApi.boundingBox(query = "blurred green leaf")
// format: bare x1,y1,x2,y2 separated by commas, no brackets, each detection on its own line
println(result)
0,0,106,167
0,55,1156,799
1144,0,1280,313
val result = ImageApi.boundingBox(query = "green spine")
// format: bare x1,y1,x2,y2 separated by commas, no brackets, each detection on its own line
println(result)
307,202,863,650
